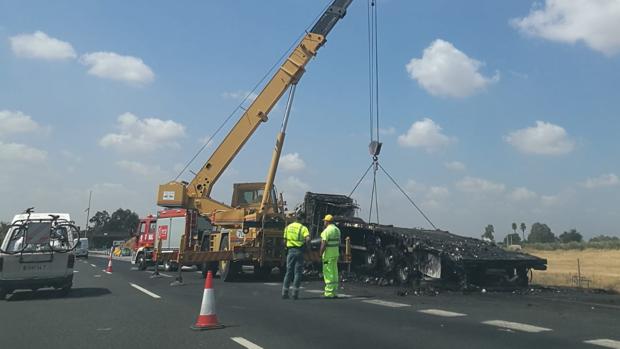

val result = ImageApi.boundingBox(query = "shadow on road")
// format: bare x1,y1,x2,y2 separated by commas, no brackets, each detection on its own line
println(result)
7,287,111,302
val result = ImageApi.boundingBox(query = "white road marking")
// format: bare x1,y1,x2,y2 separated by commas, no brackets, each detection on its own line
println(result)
90,264,97,267
231,337,264,349
159,273,173,278
305,290,324,294
482,320,552,333
73,270,79,273
263,283,280,286
103,270,112,275
418,309,467,317
585,339,620,349
129,283,161,299
362,299,411,308
94,275,101,278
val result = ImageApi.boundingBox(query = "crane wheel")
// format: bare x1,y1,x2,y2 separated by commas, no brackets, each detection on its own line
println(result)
218,236,240,282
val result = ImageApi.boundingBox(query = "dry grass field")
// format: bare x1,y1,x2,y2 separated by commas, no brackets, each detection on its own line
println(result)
525,248,620,293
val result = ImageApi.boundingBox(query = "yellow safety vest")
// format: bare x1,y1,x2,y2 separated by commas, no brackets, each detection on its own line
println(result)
320,224,341,259
283,222,309,248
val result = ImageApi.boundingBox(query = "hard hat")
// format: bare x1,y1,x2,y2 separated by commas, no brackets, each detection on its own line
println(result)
323,214,334,222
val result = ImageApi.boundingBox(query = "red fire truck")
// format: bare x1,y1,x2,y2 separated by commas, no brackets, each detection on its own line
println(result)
131,209,211,271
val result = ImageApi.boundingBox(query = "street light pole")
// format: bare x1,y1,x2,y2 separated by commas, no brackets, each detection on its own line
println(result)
85,190,92,239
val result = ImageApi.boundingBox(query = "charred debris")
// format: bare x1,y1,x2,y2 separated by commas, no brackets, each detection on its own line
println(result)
297,192,547,290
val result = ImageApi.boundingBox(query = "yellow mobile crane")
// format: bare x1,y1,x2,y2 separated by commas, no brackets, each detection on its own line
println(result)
155,0,353,281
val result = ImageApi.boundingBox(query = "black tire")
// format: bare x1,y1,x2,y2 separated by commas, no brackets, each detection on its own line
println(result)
218,236,239,282
395,263,411,285
364,250,380,271
382,246,398,273
58,283,72,297
201,262,219,278
137,253,147,271
164,260,178,272
0,288,7,301
254,264,273,281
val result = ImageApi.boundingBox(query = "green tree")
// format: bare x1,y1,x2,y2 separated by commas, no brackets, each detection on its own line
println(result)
482,224,495,242
89,210,110,229
511,222,517,235
528,222,556,243
520,222,527,242
106,208,140,235
558,229,583,243
589,235,620,243
504,233,522,245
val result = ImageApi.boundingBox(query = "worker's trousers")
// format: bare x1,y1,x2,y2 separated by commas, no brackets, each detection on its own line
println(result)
322,257,339,297
282,247,304,297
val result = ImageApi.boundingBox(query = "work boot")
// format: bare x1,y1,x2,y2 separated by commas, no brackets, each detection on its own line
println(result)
292,293,299,300
282,293,289,300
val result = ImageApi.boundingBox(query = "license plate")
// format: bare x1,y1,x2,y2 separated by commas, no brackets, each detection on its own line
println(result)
22,264,48,272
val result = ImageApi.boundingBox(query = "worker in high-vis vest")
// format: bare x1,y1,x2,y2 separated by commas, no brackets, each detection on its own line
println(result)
320,214,341,298
282,215,310,300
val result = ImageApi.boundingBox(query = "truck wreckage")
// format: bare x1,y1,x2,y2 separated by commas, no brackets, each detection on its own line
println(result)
298,192,547,290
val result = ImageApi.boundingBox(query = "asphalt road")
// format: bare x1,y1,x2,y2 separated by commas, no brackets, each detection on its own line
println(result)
1,256,619,349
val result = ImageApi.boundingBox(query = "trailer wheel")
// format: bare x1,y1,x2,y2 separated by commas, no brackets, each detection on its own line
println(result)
219,237,239,282
164,260,178,272
363,250,380,271
382,246,398,273
395,263,411,285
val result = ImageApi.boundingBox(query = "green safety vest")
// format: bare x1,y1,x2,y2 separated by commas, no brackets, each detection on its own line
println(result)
283,222,309,248
320,224,341,259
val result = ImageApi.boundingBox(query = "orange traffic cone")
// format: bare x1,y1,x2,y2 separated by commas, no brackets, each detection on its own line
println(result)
191,271,224,330
105,254,113,273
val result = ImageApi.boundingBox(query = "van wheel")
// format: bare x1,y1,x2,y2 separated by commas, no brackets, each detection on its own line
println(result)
59,283,72,297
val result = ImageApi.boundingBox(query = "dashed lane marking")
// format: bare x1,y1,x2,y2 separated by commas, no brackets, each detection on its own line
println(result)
362,299,411,308
73,270,79,273
231,337,264,349
418,309,467,318
94,275,101,278
159,273,173,278
305,290,324,294
90,264,97,267
482,320,552,333
129,283,161,299
585,339,620,349
263,283,280,286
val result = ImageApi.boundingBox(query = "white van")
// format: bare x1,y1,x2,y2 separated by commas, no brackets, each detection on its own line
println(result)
74,238,89,258
0,212,78,300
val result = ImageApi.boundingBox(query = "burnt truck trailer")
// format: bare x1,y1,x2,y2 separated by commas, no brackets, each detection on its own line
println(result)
298,192,547,289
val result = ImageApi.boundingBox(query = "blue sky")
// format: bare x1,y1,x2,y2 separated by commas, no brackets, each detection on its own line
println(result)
0,0,618,239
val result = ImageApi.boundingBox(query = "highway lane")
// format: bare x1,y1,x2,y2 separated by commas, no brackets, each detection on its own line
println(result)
1,256,619,349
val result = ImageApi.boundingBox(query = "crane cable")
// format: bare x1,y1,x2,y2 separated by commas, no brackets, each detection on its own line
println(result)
348,0,439,230
173,1,333,181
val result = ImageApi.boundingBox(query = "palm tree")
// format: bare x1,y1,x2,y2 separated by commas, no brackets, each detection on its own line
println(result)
512,222,517,235
520,222,527,242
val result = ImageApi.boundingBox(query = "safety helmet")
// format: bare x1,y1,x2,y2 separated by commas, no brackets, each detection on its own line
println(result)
323,214,334,222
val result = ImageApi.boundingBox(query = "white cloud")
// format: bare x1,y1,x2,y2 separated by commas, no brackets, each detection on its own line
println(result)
405,39,499,98
9,31,76,60
80,52,154,85
583,173,619,189
279,176,310,208
508,187,538,201
100,112,185,152
0,110,40,136
0,141,47,162
405,179,425,196
511,0,620,56
397,118,455,152
280,153,306,172
116,160,162,176
427,186,450,200
504,121,575,155
456,176,506,194
541,194,561,206
444,161,466,172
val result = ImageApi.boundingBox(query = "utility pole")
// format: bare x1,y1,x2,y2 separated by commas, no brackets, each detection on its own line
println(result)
85,190,92,239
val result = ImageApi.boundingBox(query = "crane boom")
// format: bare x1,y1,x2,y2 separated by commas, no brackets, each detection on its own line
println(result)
158,0,352,217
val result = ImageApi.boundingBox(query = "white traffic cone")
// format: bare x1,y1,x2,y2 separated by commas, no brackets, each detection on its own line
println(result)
191,270,224,330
